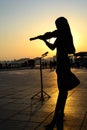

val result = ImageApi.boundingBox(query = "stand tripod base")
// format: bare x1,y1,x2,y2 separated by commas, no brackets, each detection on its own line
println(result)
31,91,51,102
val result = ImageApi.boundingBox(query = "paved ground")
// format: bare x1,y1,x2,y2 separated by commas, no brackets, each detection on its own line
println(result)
0,68,87,130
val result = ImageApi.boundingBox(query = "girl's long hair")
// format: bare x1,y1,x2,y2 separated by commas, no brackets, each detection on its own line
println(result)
55,17,75,54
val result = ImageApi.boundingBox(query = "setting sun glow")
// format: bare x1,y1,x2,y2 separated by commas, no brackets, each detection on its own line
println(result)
0,0,87,61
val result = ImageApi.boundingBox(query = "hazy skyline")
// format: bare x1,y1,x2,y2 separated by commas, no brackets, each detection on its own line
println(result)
0,0,87,61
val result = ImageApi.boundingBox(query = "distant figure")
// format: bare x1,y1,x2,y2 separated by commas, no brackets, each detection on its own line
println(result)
30,17,80,129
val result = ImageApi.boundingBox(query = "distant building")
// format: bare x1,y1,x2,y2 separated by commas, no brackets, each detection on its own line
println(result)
74,52,87,68
0,58,35,70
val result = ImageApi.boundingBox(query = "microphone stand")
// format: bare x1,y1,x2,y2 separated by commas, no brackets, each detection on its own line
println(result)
31,52,51,102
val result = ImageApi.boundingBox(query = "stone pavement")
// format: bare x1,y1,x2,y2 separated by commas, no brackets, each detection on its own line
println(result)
0,68,87,130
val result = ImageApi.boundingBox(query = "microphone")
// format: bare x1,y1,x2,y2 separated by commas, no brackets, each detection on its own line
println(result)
42,52,49,57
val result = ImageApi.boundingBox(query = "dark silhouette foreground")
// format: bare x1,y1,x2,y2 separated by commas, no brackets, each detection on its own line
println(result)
30,16,80,129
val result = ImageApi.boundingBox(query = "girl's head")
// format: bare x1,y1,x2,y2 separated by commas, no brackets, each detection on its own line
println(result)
55,17,75,54
55,17,70,32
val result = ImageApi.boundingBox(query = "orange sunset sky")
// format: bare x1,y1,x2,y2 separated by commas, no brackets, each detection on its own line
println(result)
0,0,87,61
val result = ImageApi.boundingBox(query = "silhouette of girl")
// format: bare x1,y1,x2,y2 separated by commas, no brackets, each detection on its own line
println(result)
30,17,80,130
